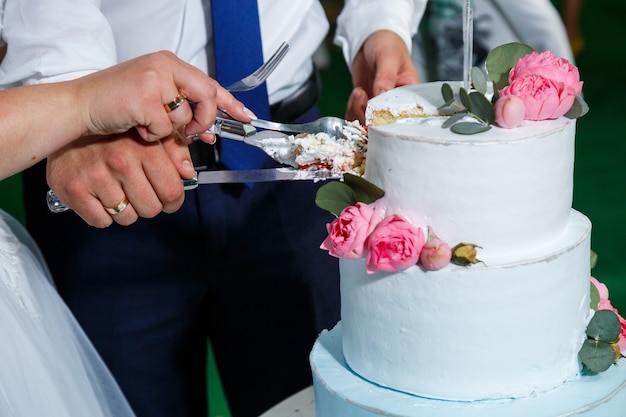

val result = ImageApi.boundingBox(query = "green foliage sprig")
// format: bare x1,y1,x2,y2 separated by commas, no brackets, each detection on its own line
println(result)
315,173,384,216
438,71,495,135
579,309,623,372
438,43,534,135
438,42,588,134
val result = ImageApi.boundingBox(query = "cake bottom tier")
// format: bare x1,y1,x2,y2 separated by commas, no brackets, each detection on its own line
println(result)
311,325,626,417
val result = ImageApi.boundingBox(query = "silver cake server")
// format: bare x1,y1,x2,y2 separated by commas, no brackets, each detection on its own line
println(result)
46,169,341,213
182,168,342,189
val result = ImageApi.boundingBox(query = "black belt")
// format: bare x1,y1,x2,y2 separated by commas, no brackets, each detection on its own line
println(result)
190,69,320,170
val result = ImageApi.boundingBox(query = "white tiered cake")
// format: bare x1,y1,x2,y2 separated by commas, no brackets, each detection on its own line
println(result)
310,82,626,416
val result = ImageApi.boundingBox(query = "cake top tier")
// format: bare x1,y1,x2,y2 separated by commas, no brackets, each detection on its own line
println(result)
360,81,576,263
366,81,572,143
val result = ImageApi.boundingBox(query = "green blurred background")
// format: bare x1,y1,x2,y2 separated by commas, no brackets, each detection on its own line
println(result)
1,1,625,416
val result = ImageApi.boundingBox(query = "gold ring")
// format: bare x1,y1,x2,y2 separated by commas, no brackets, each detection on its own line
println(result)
104,196,130,215
164,92,186,112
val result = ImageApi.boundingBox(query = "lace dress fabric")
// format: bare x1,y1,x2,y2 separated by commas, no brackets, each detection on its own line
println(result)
0,210,135,416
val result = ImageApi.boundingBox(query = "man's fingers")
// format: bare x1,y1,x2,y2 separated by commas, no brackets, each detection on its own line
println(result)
345,87,369,124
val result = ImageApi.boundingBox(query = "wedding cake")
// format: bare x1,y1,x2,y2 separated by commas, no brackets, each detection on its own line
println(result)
310,47,626,416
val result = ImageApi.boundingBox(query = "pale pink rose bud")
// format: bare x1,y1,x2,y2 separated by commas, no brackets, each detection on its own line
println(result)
419,239,452,271
320,202,382,260
494,95,525,129
365,214,425,273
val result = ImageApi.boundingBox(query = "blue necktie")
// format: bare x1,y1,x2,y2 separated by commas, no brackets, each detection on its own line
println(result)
211,0,270,170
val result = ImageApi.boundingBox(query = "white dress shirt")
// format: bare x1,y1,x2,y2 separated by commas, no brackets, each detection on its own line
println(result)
0,0,332,105
335,0,426,67
0,0,116,88
0,0,426,105
102,0,331,104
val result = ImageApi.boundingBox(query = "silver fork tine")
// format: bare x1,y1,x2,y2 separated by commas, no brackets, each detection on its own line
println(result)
245,42,288,85
226,42,290,92
250,116,352,139
255,43,289,79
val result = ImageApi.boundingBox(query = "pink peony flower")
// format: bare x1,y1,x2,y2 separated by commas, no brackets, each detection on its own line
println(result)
320,202,382,260
419,239,452,271
500,74,575,120
591,277,626,352
509,51,583,97
499,50,583,121
365,214,425,273
494,95,525,129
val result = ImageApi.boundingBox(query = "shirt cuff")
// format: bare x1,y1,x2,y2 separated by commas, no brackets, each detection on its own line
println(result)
334,0,427,67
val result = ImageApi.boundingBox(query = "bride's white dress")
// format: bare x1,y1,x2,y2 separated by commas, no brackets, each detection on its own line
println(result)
0,210,134,416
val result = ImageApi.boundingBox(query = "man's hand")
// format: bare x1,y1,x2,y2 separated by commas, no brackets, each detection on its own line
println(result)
47,130,194,228
346,30,420,124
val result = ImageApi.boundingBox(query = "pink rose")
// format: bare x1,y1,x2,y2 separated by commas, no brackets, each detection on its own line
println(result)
500,75,574,120
419,239,452,271
320,202,381,260
365,214,425,273
494,95,525,129
509,51,583,97
591,277,626,352
500,50,583,121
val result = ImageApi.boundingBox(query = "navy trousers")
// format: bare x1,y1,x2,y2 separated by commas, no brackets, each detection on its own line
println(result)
22,107,340,417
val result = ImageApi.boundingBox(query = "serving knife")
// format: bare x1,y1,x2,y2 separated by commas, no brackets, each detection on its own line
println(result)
182,168,342,189
46,168,342,213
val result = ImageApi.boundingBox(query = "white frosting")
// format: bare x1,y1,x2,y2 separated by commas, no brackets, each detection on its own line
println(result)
340,211,591,400
311,327,626,417
365,83,575,262
365,81,455,123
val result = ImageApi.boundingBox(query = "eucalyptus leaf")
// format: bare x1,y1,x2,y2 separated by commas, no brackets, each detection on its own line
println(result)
469,92,495,124
590,282,600,311
586,309,621,343
451,122,491,135
441,83,455,103
343,173,385,204
459,88,472,111
565,96,590,119
491,88,500,105
315,181,358,216
579,340,616,372
590,250,598,269
485,42,534,91
442,112,468,129
471,67,487,94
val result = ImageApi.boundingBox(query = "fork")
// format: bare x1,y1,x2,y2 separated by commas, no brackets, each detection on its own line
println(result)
225,42,290,92
250,116,353,140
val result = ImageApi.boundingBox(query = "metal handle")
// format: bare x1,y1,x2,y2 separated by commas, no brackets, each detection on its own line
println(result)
208,117,256,139
46,173,200,213
46,189,70,213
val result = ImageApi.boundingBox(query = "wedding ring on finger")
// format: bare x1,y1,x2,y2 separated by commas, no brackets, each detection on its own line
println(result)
104,196,130,215
164,92,186,112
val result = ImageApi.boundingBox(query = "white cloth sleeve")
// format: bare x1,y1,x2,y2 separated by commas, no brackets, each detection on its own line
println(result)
488,0,574,62
0,0,116,87
334,0,427,68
